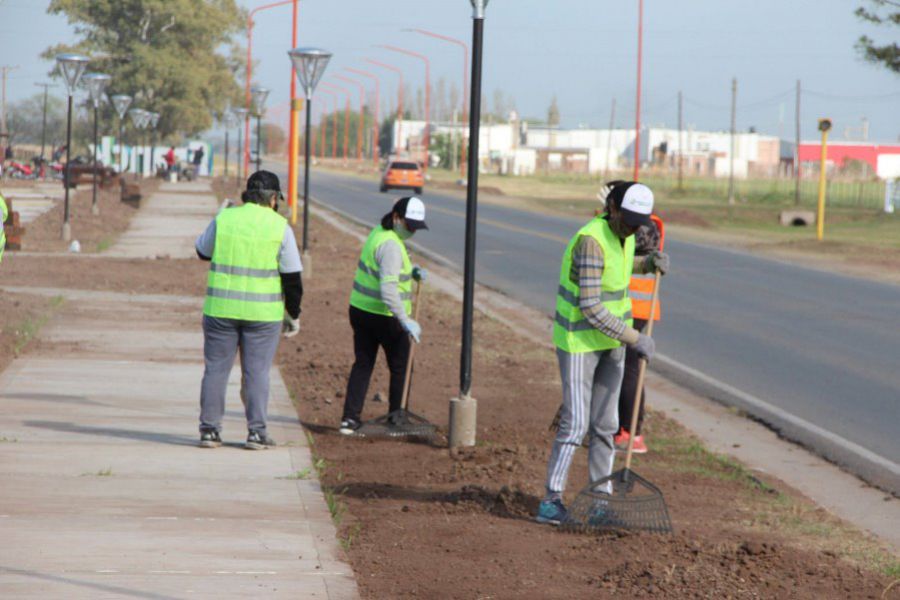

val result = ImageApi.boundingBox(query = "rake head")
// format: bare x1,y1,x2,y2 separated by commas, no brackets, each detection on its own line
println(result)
355,409,437,440
562,467,673,535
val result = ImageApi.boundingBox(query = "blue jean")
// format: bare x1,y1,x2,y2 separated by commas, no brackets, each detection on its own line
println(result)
199,315,281,435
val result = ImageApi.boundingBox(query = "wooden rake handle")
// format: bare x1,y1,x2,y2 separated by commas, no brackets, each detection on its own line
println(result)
400,280,423,411
624,271,661,470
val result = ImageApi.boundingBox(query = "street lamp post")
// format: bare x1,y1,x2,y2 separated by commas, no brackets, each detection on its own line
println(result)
128,108,149,180
111,94,132,178
148,112,160,177
450,0,488,449
380,45,431,172
82,73,111,216
251,86,270,172
289,46,332,269
345,67,381,166
224,110,237,178
233,107,249,187
365,59,404,155
56,53,90,242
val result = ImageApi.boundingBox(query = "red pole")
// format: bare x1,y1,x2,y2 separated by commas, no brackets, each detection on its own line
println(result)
407,29,469,175
244,0,293,178
345,68,381,166
379,45,431,172
287,0,298,207
365,59,404,155
633,0,643,182
335,75,366,162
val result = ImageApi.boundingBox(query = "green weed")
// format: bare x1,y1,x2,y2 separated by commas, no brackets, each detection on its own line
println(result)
278,467,312,480
339,523,361,551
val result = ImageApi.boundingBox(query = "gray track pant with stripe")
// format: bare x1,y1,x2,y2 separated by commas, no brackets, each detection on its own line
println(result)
545,346,626,496
199,315,281,435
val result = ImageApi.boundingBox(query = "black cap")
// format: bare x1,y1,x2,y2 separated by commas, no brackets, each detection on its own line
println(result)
609,182,653,228
246,170,281,193
393,196,428,231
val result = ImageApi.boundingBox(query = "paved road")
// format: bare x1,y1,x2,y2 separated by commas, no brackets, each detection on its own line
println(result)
279,167,900,467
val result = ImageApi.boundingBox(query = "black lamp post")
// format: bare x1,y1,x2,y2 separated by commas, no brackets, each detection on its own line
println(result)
111,94,132,180
289,47,333,258
81,72,111,216
55,53,90,241
450,0,488,448
251,86,270,172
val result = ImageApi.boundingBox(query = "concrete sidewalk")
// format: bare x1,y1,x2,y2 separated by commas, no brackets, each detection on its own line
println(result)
0,180,358,598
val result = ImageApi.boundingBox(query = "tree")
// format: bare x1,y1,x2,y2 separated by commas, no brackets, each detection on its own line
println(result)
44,0,246,140
855,0,900,73
547,95,560,127
6,93,67,148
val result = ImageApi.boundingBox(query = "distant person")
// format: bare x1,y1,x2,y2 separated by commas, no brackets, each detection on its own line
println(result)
164,146,176,175
614,213,665,455
192,145,205,176
536,182,669,526
338,197,428,435
52,144,66,163
0,190,7,263
194,170,302,450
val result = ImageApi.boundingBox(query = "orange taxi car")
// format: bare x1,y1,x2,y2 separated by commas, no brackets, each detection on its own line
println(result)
380,160,424,195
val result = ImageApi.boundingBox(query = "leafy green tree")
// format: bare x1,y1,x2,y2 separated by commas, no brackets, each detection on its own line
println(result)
44,0,245,140
7,93,67,148
855,0,899,73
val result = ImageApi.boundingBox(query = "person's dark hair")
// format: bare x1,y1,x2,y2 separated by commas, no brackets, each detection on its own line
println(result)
604,180,634,214
380,197,413,229
241,170,283,206
380,212,395,230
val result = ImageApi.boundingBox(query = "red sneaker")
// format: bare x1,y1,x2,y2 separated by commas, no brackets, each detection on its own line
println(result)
613,427,629,450
631,435,648,454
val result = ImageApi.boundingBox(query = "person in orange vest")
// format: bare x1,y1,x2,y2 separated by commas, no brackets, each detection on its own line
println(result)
614,212,665,454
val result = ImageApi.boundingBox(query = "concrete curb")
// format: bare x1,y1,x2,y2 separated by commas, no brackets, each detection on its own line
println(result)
309,196,900,498
652,354,900,497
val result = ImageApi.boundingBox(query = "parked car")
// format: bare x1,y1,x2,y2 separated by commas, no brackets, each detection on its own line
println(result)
380,160,424,194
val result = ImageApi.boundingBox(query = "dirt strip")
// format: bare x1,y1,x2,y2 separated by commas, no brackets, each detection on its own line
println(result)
273,210,897,599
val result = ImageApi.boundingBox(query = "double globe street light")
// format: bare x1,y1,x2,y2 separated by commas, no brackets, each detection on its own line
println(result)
110,94,132,179
55,53,90,241
81,72,111,216
289,47,332,265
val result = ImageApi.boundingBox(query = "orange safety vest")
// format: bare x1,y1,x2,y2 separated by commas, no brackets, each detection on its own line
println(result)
629,213,665,321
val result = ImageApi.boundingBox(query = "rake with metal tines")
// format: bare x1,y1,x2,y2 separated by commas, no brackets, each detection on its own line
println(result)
355,279,437,440
562,271,673,535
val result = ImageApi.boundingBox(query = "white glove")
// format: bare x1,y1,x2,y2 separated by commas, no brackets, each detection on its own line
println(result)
644,251,670,275
282,317,300,338
401,319,421,343
633,333,655,362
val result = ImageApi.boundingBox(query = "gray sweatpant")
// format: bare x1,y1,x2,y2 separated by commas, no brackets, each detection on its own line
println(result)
199,315,281,435
545,346,626,496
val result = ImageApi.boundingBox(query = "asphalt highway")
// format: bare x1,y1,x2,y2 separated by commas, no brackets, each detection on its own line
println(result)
276,166,900,468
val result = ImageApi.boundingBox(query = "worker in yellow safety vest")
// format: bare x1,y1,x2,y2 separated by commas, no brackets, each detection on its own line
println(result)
536,182,670,526
614,213,665,454
339,196,428,435
194,171,304,450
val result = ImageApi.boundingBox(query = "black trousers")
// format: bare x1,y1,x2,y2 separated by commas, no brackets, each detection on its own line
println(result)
341,306,411,421
618,318,648,435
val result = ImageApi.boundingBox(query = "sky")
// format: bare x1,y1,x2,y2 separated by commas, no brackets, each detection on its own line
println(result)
0,0,898,142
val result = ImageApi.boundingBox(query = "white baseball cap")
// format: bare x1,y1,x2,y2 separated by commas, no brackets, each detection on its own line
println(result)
395,196,428,230
619,183,654,228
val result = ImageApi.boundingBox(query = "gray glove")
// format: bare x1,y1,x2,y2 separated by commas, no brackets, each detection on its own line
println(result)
643,251,670,275
633,333,655,361
282,316,300,338
401,319,421,343
412,265,427,282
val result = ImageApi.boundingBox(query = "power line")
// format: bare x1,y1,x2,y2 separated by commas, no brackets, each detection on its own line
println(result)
803,89,900,102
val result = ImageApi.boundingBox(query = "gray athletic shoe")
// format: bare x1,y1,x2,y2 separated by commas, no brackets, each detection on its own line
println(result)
244,431,276,450
199,430,222,448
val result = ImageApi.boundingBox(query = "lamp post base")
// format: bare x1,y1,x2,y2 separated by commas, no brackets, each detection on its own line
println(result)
448,394,477,448
91,203,100,216
302,250,312,280
61,222,71,242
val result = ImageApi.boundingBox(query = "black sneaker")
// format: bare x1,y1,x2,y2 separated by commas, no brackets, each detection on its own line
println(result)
199,430,222,448
339,418,361,435
244,431,276,450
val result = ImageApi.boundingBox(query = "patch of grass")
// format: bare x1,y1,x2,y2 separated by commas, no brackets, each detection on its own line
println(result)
12,295,65,356
324,486,346,526
82,467,113,477
339,523,361,551
650,435,776,494
95,237,113,252
0,436,18,443
278,467,312,480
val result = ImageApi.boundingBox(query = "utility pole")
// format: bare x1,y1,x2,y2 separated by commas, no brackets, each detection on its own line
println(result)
35,82,54,174
1,65,20,154
604,97,616,180
677,90,684,191
728,77,737,205
795,79,801,206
